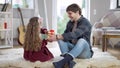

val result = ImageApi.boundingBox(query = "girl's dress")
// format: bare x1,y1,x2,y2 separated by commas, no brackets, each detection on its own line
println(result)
24,28,54,62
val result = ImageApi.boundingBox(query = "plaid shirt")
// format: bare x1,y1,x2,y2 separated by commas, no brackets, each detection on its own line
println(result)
62,15,92,45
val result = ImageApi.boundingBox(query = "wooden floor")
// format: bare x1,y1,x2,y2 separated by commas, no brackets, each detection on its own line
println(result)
107,47,120,60
95,45,120,60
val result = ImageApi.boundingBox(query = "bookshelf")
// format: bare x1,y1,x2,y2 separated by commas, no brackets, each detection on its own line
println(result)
0,1,13,48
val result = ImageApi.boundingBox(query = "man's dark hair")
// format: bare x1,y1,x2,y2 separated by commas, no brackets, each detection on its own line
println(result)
66,3,81,15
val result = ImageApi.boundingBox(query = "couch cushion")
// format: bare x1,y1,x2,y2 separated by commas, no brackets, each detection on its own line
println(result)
100,11,120,27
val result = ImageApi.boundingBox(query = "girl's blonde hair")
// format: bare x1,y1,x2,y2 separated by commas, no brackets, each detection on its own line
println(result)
24,17,42,51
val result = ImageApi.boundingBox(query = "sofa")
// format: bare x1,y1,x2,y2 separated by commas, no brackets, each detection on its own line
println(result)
91,10,120,47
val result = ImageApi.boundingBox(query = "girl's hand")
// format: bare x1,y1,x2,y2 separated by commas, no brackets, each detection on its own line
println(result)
47,35,57,42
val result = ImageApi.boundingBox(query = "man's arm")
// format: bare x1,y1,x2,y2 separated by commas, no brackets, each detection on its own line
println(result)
56,34,64,40
62,20,91,41
47,34,64,42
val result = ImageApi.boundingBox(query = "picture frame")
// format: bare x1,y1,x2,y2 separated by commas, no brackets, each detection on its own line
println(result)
117,0,120,8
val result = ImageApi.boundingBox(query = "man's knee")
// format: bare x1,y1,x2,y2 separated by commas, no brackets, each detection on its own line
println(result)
58,40,64,44
58,40,63,42
77,38,87,43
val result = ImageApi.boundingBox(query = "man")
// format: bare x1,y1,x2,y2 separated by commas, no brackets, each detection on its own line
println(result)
48,3,93,68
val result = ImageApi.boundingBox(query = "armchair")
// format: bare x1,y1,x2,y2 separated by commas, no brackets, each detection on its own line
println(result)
91,10,120,47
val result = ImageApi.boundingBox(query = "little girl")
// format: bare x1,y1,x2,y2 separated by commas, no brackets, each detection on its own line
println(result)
23,17,53,62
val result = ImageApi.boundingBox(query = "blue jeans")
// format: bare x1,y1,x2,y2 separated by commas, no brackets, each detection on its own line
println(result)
58,38,92,59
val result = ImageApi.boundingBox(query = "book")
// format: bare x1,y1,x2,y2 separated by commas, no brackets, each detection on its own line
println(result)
1,3,9,12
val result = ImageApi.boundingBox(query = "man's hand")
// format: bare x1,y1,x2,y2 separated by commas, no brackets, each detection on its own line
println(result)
47,35,57,42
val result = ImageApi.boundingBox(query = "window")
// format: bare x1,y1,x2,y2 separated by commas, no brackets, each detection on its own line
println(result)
117,0,120,8
12,0,34,9
57,0,88,34
0,0,6,4
0,0,11,4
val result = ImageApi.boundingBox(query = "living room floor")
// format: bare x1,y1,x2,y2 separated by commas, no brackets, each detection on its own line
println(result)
107,47,120,60
13,43,120,60
94,45,120,60
0,42,120,68
12,37,120,60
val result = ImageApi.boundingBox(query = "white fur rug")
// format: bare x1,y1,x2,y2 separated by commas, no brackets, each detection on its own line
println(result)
0,42,120,68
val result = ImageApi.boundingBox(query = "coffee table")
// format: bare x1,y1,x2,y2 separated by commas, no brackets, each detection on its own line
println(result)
102,29,120,52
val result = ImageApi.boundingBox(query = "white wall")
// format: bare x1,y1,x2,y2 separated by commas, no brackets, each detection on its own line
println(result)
13,8,34,38
90,0,110,25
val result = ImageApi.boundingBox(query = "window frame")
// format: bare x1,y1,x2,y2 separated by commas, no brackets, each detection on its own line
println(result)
12,0,34,9
117,0,120,8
